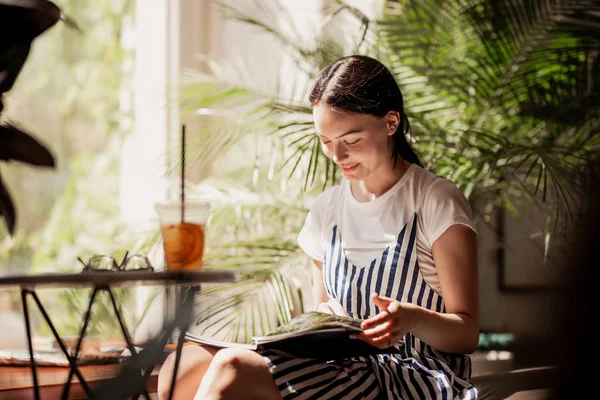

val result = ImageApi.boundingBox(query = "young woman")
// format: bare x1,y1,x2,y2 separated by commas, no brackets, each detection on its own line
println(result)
158,55,479,400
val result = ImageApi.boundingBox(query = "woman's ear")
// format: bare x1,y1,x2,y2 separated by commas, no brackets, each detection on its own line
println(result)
385,111,401,136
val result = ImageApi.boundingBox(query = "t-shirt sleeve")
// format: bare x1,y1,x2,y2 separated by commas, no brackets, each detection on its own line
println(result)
297,190,333,262
420,178,478,247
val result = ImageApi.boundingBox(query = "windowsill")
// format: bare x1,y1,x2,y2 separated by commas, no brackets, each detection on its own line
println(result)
0,364,160,399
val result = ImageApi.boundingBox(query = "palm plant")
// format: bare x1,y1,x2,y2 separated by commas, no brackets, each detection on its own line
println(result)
173,0,599,342
0,0,63,236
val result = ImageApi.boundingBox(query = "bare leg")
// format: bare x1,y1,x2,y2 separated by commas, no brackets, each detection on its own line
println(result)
195,348,282,400
158,344,219,400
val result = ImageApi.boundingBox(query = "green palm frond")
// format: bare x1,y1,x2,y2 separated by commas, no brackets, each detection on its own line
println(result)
176,71,337,192
380,0,600,121
194,261,307,342
215,0,313,59
375,0,599,225
214,0,351,73
186,175,309,241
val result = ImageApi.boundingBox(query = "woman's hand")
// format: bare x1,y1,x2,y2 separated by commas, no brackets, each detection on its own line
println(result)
351,293,418,349
317,298,348,316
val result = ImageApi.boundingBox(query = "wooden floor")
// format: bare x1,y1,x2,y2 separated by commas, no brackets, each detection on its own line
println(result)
0,364,160,399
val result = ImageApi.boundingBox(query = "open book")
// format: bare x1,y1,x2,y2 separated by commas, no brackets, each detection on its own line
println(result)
184,311,399,360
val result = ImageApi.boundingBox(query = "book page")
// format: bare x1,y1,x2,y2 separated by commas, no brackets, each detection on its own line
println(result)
184,333,257,350
251,312,363,343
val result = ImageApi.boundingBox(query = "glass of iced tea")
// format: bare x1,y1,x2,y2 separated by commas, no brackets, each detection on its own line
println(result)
155,200,211,270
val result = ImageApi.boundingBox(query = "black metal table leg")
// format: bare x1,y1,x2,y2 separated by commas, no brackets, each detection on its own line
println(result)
92,285,200,400
106,287,151,400
168,286,199,400
132,318,178,397
93,295,192,399
61,287,99,400
29,291,95,398
21,290,40,400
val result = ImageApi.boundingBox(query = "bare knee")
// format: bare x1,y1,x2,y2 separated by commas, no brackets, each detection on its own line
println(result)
157,345,217,400
208,348,257,377
199,348,280,399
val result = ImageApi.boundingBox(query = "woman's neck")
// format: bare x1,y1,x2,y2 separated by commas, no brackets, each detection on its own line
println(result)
351,158,410,202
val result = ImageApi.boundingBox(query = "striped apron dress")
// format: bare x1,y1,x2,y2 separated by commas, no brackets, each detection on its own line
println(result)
260,213,478,399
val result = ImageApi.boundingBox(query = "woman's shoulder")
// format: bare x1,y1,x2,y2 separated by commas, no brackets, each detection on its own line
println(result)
402,164,440,196
406,165,469,211
423,173,466,203
303,184,343,217
410,166,476,244
410,165,464,196
312,183,342,207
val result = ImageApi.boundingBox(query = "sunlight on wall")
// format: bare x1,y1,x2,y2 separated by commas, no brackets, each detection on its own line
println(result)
122,0,180,342
120,2,173,228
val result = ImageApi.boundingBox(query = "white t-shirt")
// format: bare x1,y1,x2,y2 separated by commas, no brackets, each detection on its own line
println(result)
297,164,477,295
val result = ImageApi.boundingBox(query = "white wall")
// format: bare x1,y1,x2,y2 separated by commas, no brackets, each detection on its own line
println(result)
476,201,559,337
126,0,180,342
121,1,175,225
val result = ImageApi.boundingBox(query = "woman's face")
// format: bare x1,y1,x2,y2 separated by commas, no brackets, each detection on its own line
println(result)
313,102,399,181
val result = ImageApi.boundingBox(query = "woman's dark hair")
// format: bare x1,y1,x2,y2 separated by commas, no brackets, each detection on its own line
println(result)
309,55,421,167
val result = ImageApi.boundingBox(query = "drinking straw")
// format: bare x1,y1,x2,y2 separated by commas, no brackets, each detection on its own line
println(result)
181,124,186,223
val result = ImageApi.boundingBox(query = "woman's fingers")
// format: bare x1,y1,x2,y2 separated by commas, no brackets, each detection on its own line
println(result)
371,293,391,310
386,300,401,314
354,332,395,349
350,295,409,348
353,326,404,349
361,319,393,337
362,310,391,328
327,298,348,316
374,293,396,303
317,302,332,314
317,298,348,316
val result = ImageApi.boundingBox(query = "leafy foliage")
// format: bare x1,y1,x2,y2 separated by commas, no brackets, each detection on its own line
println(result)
1,0,137,339
378,0,599,228
0,0,62,235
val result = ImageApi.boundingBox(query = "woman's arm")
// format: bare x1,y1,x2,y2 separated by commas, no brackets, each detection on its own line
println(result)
312,260,348,315
358,224,479,354
413,223,479,352
312,260,329,307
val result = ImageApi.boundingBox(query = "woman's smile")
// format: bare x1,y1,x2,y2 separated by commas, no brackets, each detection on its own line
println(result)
340,163,359,173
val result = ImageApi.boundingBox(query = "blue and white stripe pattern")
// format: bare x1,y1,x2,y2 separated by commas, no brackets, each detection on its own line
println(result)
261,213,478,399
